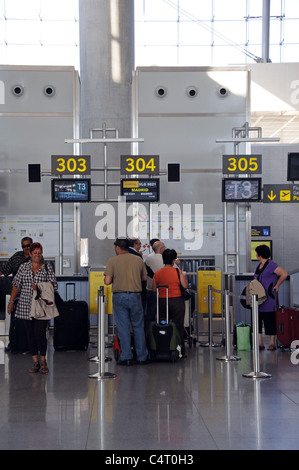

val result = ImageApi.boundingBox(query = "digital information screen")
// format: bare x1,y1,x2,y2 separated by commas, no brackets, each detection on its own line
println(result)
51,179,91,203
287,153,299,181
120,178,159,202
222,178,262,202
251,240,272,261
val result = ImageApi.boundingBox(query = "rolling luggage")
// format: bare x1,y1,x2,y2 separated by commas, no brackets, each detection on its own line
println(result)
147,284,182,362
10,317,30,354
113,333,136,361
54,283,89,351
276,306,299,349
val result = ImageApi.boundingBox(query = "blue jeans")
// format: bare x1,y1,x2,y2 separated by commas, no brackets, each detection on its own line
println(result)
113,292,148,361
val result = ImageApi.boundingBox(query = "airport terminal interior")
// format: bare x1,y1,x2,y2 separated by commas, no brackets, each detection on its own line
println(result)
2,0,299,452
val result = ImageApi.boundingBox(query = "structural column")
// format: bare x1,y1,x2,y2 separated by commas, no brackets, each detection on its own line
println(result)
78,0,135,265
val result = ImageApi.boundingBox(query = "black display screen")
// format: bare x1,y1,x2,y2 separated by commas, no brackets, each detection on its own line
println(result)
222,178,262,202
51,179,91,202
287,153,299,181
120,178,159,202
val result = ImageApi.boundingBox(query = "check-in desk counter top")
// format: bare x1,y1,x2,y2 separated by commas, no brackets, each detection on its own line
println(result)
56,276,89,303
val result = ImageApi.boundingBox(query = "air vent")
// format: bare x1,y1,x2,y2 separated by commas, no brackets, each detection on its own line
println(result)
155,86,167,98
217,86,229,98
43,85,56,97
12,85,24,97
186,86,198,98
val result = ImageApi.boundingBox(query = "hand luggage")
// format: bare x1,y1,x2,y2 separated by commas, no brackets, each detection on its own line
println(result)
54,283,89,351
10,317,30,354
233,322,252,351
113,333,136,361
147,284,182,362
276,306,299,348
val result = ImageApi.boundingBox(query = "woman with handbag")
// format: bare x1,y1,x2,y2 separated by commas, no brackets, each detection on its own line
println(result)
153,248,188,358
7,242,58,373
254,244,287,351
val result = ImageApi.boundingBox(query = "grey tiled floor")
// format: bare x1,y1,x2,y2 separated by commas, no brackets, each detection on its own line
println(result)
1,331,299,450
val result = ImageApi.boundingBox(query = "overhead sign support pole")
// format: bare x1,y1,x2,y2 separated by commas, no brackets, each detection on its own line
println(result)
216,122,279,274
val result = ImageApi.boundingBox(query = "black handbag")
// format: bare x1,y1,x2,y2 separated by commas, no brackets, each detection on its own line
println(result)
176,269,191,300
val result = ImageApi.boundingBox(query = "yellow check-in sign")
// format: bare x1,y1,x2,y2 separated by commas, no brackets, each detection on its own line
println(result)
89,270,113,314
197,271,222,314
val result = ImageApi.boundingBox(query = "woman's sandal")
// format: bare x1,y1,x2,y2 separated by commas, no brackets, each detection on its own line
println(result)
41,361,49,374
29,362,40,374
267,344,276,351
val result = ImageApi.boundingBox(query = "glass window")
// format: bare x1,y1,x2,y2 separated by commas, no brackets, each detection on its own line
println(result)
284,0,299,18
270,0,283,17
214,0,246,20
5,20,41,45
143,21,178,46
135,45,179,66
179,0,213,21
213,20,247,45
212,44,251,65
40,0,78,20
270,18,282,45
248,0,262,18
179,21,212,46
178,45,212,66
143,0,178,21
41,20,78,46
4,0,40,20
283,19,299,43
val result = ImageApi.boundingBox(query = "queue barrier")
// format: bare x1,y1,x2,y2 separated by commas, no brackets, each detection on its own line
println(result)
205,285,271,379
89,287,117,381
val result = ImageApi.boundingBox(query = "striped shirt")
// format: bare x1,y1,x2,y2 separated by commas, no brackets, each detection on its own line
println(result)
13,261,57,320
1,251,31,278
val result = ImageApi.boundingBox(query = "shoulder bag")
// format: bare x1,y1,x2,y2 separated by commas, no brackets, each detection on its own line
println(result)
176,268,191,301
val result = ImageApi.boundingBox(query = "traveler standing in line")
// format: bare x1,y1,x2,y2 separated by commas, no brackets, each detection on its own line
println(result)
144,240,166,329
0,236,33,352
254,244,287,351
153,248,188,358
7,242,57,373
128,237,147,309
104,237,149,365
128,238,143,257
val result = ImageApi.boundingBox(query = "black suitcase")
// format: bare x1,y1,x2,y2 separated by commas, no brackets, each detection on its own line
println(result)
54,283,89,351
147,284,182,362
10,316,30,354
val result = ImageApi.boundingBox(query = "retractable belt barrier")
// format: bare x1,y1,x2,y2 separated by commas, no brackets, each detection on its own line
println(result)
89,287,117,380
205,285,272,379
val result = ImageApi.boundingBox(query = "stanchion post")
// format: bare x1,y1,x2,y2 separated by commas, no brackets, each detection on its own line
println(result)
200,285,221,348
89,286,111,363
89,287,116,380
217,290,240,362
243,294,271,379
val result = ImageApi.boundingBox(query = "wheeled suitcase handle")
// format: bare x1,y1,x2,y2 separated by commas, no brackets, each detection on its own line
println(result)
156,284,168,324
66,282,76,301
